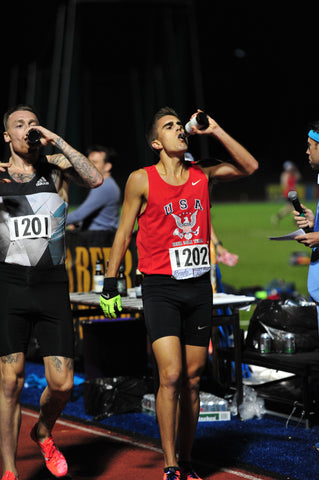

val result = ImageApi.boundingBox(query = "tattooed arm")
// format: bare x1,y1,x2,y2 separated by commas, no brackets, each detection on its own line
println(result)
49,137,103,188
26,125,103,188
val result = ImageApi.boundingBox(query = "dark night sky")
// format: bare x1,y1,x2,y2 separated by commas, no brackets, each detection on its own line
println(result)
1,1,318,201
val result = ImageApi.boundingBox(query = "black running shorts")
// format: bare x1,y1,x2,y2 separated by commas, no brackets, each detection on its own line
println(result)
0,262,74,358
142,272,212,346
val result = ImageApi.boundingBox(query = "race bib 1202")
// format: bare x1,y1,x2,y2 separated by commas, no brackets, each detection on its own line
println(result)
169,244,210,279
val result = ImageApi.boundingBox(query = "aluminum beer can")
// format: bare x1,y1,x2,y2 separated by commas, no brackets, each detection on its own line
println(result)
260,333,271,353
284,333,295,354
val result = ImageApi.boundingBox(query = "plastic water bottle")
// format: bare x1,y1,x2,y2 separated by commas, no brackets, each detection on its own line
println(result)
135,268,143,297
94,259,104,293
117,264,127,297
185,112,209,135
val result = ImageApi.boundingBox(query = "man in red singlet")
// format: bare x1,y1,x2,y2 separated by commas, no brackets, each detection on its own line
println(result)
100,107,258,480
271,161,301,225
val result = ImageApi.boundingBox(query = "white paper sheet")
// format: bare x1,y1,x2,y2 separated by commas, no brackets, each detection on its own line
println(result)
268,228,306,241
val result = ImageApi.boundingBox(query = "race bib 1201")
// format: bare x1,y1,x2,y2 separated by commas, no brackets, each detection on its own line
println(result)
9,215,52,241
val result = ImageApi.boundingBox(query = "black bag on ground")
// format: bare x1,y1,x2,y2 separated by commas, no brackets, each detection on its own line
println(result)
245,299,319,353
83,376,152,420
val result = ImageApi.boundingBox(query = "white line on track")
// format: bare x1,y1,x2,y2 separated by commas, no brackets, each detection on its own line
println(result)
221,469,272,480
22,409,274,480
22,408,162,453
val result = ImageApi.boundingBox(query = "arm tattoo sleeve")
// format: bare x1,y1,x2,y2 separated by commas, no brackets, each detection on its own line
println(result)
54,137,102,188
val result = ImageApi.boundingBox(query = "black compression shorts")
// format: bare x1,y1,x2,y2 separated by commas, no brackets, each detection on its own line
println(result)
0,262,74,358
142,272,212,346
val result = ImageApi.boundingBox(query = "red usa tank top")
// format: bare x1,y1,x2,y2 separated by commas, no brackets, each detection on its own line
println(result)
137,164,211,279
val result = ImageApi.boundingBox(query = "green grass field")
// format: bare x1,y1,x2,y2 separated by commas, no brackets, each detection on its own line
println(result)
211,200,317,328
70,199,317,328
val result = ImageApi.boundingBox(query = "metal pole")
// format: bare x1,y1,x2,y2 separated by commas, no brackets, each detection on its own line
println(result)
187,1,208,158
57,0,76,137
8,65,19,108
26,61,37,106
47,3,67,131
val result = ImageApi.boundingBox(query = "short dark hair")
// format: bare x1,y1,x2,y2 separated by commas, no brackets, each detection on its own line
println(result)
145,106,180,152
3,104,39,130
86,145,118,164
309,121,319,134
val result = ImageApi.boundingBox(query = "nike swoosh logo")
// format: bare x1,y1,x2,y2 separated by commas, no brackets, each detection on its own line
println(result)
197,325,209,330
192,180,201,186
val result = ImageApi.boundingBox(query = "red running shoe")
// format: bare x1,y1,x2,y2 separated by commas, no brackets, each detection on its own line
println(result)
163,467,181,480
30,423,68,477
1,472,18,480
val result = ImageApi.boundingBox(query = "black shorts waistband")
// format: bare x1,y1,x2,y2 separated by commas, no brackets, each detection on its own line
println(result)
143,272,210,286
0,262,68,286
143,271,210,284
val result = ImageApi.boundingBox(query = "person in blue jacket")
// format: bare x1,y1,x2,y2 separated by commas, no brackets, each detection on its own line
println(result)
67,145,121,232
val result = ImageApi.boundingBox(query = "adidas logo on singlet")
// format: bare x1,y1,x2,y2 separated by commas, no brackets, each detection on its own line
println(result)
36,176,50,187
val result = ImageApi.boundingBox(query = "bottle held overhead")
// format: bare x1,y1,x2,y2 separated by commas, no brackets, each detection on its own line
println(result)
184,112,209,136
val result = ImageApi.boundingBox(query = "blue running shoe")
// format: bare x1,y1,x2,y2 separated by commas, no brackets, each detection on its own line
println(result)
180,462,203,480
163,466,181,480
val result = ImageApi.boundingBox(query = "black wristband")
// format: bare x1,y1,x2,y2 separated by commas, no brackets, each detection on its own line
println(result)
101,277,119,299
214,241,223,248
